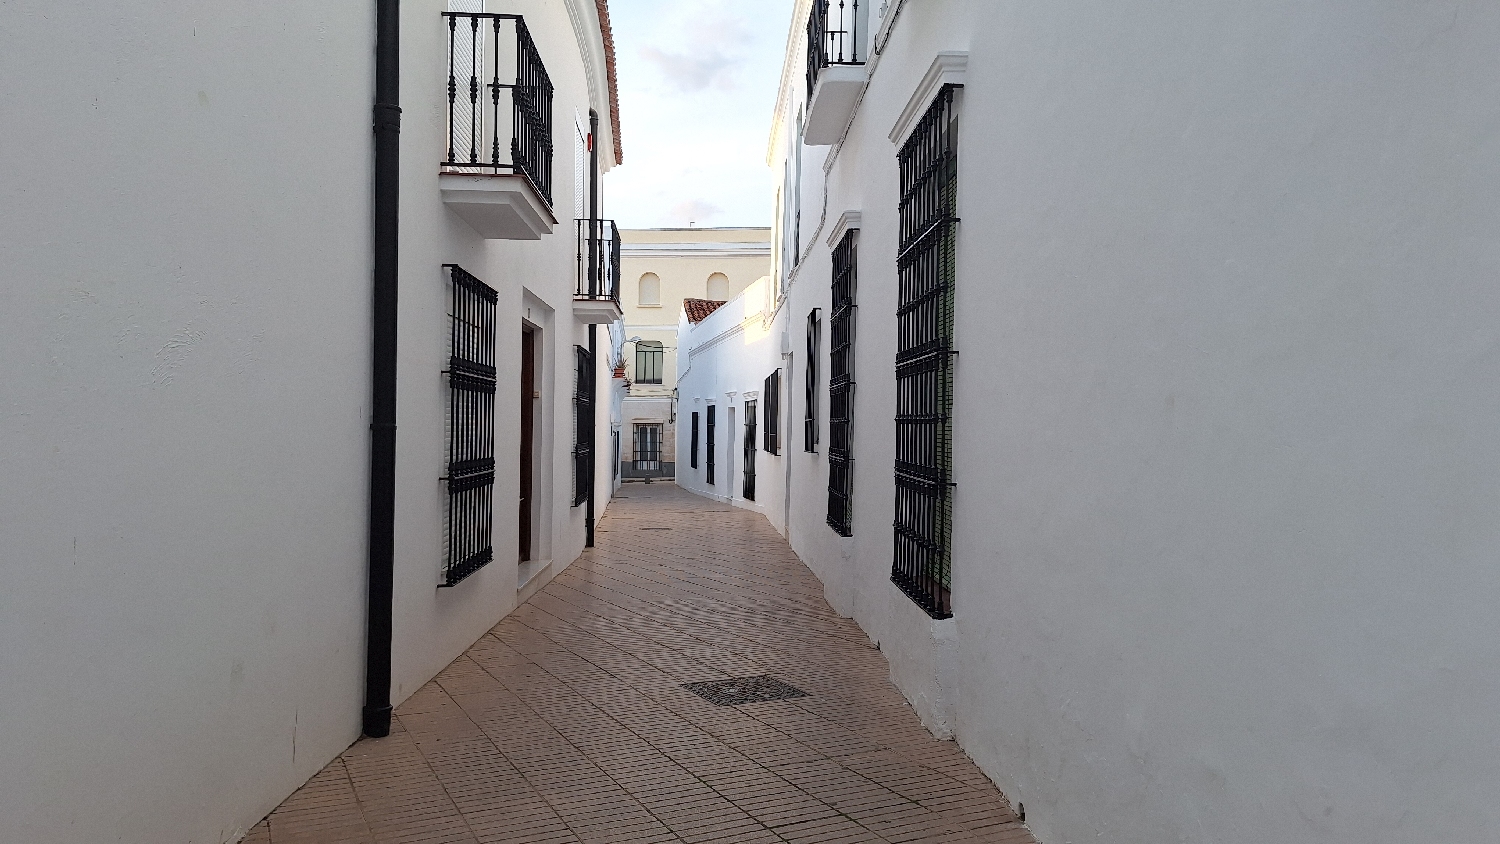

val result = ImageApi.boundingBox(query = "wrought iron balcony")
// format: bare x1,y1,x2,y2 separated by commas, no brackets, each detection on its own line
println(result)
441,13,558,239
574,218,622,323
804,0,868,144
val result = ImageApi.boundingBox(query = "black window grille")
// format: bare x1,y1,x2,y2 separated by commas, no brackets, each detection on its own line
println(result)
443,264,497,587
828,230,858,537
633,424,663,474
706,406,717,485
612,430,621,480
763,370,781,455
635,341,664,385
806,0,865,100
892,86,959,619
691,412,700,469
572,345,594,507
805,310,820,453
443,13,555,205
743,401,757,501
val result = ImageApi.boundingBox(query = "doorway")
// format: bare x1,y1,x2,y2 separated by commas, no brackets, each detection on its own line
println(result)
519,326,536,562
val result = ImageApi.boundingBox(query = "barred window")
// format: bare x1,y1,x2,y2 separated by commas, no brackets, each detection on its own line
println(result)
743,401,757,501
828,230,857,537
706,405,717,485
635,340,664,385
891,85,959,619
443,264,497,587
691,411,700,469
763,370,781,454
804,310,820,453
572,345,594,507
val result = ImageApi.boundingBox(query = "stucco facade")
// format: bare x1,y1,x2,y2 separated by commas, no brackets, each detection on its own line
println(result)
742,1,1500,843
0,1,622,841
617,227,770,479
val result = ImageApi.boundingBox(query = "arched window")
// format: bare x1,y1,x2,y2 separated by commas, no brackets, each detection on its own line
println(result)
706,272,730,300
638,272,661,306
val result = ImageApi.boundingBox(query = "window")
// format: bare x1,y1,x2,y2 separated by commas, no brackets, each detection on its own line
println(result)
891,85,959,619
763,370,781,454
706,272,730,301
690,411,700,469
828,231,856,537
633,424,663,473
443,264,497,587
638,272,661,306
634,340,664,384
706,406,717,485
572,345,594,507
743,401,757,501
804,310,820,452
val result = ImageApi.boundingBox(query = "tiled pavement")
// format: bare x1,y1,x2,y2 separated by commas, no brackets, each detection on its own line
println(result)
247,484,1035,844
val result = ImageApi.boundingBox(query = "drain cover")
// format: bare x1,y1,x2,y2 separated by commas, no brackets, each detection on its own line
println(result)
682,675,809,706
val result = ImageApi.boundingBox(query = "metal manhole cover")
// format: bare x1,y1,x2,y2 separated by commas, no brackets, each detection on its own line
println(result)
682,675,808,706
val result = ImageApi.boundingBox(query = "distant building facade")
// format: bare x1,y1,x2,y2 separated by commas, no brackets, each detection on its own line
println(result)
617,228,770,479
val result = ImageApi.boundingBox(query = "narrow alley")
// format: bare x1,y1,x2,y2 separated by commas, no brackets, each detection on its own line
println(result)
246,485,1032,844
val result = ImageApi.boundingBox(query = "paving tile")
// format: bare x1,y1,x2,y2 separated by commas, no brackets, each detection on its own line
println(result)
251,484,1035,844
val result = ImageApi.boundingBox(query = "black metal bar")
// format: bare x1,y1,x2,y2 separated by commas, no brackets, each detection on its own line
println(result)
365,0,401,741
440,12,553,205
691,412,700,469
828,230,857,537
890,86,959,619
706,405,717,486
743,401,757,501
807,0,863,99
763,370,781,455
442,265,498,588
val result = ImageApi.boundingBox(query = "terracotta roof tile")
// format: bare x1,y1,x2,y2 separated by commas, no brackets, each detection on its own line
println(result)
595,0,623,165
684,298,728,324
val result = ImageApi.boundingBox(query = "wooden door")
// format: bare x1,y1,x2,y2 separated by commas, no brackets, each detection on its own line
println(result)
519,327,535,561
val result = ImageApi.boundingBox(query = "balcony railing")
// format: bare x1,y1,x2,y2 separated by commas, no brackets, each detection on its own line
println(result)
806,0,865,99
575,218,621,303
443,13,554,205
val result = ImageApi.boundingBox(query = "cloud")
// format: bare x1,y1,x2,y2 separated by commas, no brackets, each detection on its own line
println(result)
670,199,723,225
638,4,756,93
640,46,739,93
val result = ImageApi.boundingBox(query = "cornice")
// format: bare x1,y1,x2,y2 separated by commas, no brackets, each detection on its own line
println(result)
889,52,968,144
827,211,862,248
621,243,773,259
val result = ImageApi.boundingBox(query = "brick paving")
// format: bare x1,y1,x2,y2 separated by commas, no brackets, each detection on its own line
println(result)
248,483,1035,844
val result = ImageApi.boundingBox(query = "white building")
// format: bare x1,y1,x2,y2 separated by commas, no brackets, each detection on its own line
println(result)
617,228,770,480
690,1,1500,842
0,1,623,841
675,277,789,528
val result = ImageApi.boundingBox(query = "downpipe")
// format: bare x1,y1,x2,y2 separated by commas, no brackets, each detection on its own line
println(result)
364,0,400,739
586,109,600,548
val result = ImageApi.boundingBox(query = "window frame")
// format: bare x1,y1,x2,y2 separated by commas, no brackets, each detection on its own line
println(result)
634,340,665,385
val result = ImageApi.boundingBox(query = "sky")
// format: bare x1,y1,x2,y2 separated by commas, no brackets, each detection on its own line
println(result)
603,0,796,229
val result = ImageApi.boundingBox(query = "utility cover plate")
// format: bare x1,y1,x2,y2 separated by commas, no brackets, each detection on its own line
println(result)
682,675,809,706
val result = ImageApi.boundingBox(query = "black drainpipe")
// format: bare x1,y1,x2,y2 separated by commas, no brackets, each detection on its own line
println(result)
585,108,600,548
364,0,400,739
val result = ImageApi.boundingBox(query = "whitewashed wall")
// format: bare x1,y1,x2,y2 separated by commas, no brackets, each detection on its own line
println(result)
675,278,790,531
0,0,619,841
771,1,1500,842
